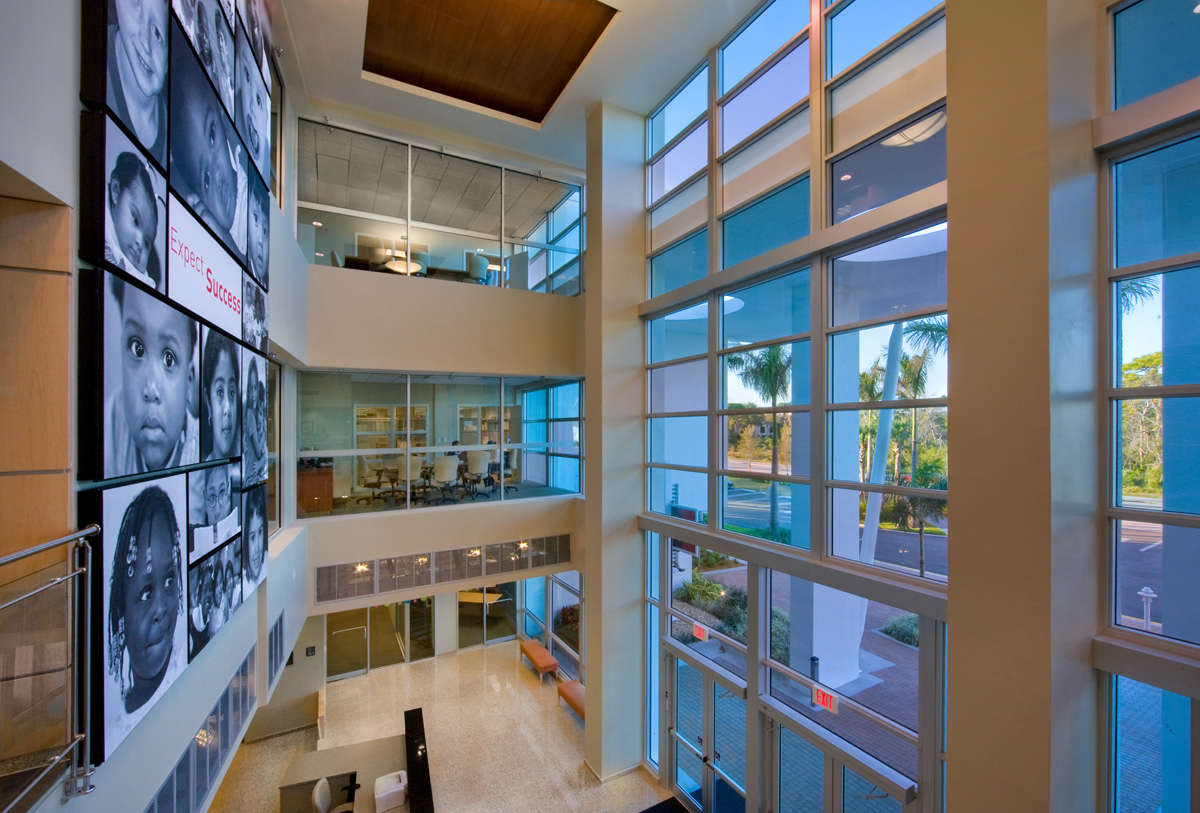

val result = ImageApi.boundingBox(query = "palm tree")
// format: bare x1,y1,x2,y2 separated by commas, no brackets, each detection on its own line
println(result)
893,458,948,578
727,344,792,538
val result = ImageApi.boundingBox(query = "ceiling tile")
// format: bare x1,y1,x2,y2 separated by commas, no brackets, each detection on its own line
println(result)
317,181,349,208
317,154,350,185
348,187,377,212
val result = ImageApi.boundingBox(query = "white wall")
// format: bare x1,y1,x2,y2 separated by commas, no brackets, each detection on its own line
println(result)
0,0,81,208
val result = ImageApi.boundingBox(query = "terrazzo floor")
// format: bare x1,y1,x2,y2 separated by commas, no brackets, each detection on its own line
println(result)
210,640,670,813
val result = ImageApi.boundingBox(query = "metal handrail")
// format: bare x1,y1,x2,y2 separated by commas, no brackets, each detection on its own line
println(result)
0,525,99,809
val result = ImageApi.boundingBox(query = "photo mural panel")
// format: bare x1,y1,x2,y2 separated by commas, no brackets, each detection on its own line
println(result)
200,325,242,463
79,0,273,766
241,484,268,598
80,112,169,293
98,474,189,761
169,17,248,265
242,351,267,487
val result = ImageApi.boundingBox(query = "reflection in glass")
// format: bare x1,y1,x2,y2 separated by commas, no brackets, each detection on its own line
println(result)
1117,398,1200,515
723,177,811,269
1114,0,1200,109
721,0,809,94
1114,520,1200,648
722,42,810,152
651,122,708,204
1115,133,1200,268
651,178,706,252
649,305,710,364
551,580,582,653
651,229,708,297
650,66,708,157
827,0,941,78
843,765,903,811
724,412,810,475
723,110,811,210
829,19,945,153
832,108,946,224
647,603,661,766
676,740,705,808
1116,269,1200,388
723,269,811,346
831,224,947,328
713,682,747,790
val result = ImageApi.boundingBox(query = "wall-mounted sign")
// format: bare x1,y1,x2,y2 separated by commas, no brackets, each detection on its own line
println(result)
168,195,243,337
812,685,839,714
692,623,708,642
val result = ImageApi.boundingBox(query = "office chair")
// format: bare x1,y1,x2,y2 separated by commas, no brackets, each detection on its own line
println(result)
311,777,355,813
467,252,489,284
431,455,461,504
503,449,519,493
464,450,491,499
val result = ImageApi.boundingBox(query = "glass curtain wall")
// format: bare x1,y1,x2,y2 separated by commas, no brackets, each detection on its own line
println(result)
1102,1,1200,805
296,372,582,517
295,121,583,295
642,0,948,809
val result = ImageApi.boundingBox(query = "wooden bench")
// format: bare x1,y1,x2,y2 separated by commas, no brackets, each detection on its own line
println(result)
557,680,585,721
519,638,558,683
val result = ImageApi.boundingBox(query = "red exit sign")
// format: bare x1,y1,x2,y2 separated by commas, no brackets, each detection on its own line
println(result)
692,624,709,641
812,686,839,714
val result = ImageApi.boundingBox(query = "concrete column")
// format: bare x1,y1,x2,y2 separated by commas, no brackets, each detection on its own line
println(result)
582,101,647,780
946,0,1101,809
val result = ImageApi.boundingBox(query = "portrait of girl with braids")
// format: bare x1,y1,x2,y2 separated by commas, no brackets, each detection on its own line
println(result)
103,477,187,754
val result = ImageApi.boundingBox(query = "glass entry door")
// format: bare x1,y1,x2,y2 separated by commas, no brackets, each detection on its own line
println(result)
670,656,747,813
327,608,369,680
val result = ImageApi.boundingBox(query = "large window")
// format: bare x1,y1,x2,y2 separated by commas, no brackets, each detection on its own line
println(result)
640,0,947,806
1102,7,1200,809
522,571,583,682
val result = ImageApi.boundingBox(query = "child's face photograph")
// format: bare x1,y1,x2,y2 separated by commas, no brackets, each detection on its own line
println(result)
204,466,231,523
118,286,195,470
247,507,264,574
242,485,266,589
171,31,242,239
123,508,180,682
115,0,169,101
195,2,213,69
236,24,269,176
208,348,238,458
110,174,157,273
247,184,269,280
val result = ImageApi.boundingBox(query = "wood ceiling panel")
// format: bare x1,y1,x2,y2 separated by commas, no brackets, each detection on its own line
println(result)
363,0,617,123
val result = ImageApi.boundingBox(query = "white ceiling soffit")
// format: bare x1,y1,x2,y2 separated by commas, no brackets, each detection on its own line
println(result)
274,0,763,172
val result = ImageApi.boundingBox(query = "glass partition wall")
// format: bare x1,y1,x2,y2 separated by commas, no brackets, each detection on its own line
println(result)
297,371,582,516
295,121,582,294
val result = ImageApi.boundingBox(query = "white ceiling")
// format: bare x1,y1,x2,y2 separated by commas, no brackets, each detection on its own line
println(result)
272,0,763,176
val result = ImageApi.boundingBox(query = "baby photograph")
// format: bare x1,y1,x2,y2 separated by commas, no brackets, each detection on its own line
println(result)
103,115,167,293
235,21,270,184
103,274,199,479
101,473,188,759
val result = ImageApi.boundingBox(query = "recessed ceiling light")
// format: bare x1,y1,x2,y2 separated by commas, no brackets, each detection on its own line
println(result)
1195,2,1200,12
315,252,325,257
312,221,324,227
840,174,852,181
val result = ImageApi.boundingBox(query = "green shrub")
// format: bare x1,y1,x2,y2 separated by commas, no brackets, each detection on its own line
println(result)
698,549,732,568
881,613,919,646
769,608,791,665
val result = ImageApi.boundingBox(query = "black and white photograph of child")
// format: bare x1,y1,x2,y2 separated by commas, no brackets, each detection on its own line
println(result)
172,0,234,118
187,462,240,564
200,326,241,462
242,352,267,487
170,21,248,262
215,0,234,25
237,0,271,88
187,536,242,661
104,116,166,292
242,274,267,352
235,22,270,184
242,485,267,597
102,474,188,758
106,0,169,168
103,275,199,479
246,176,270,288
